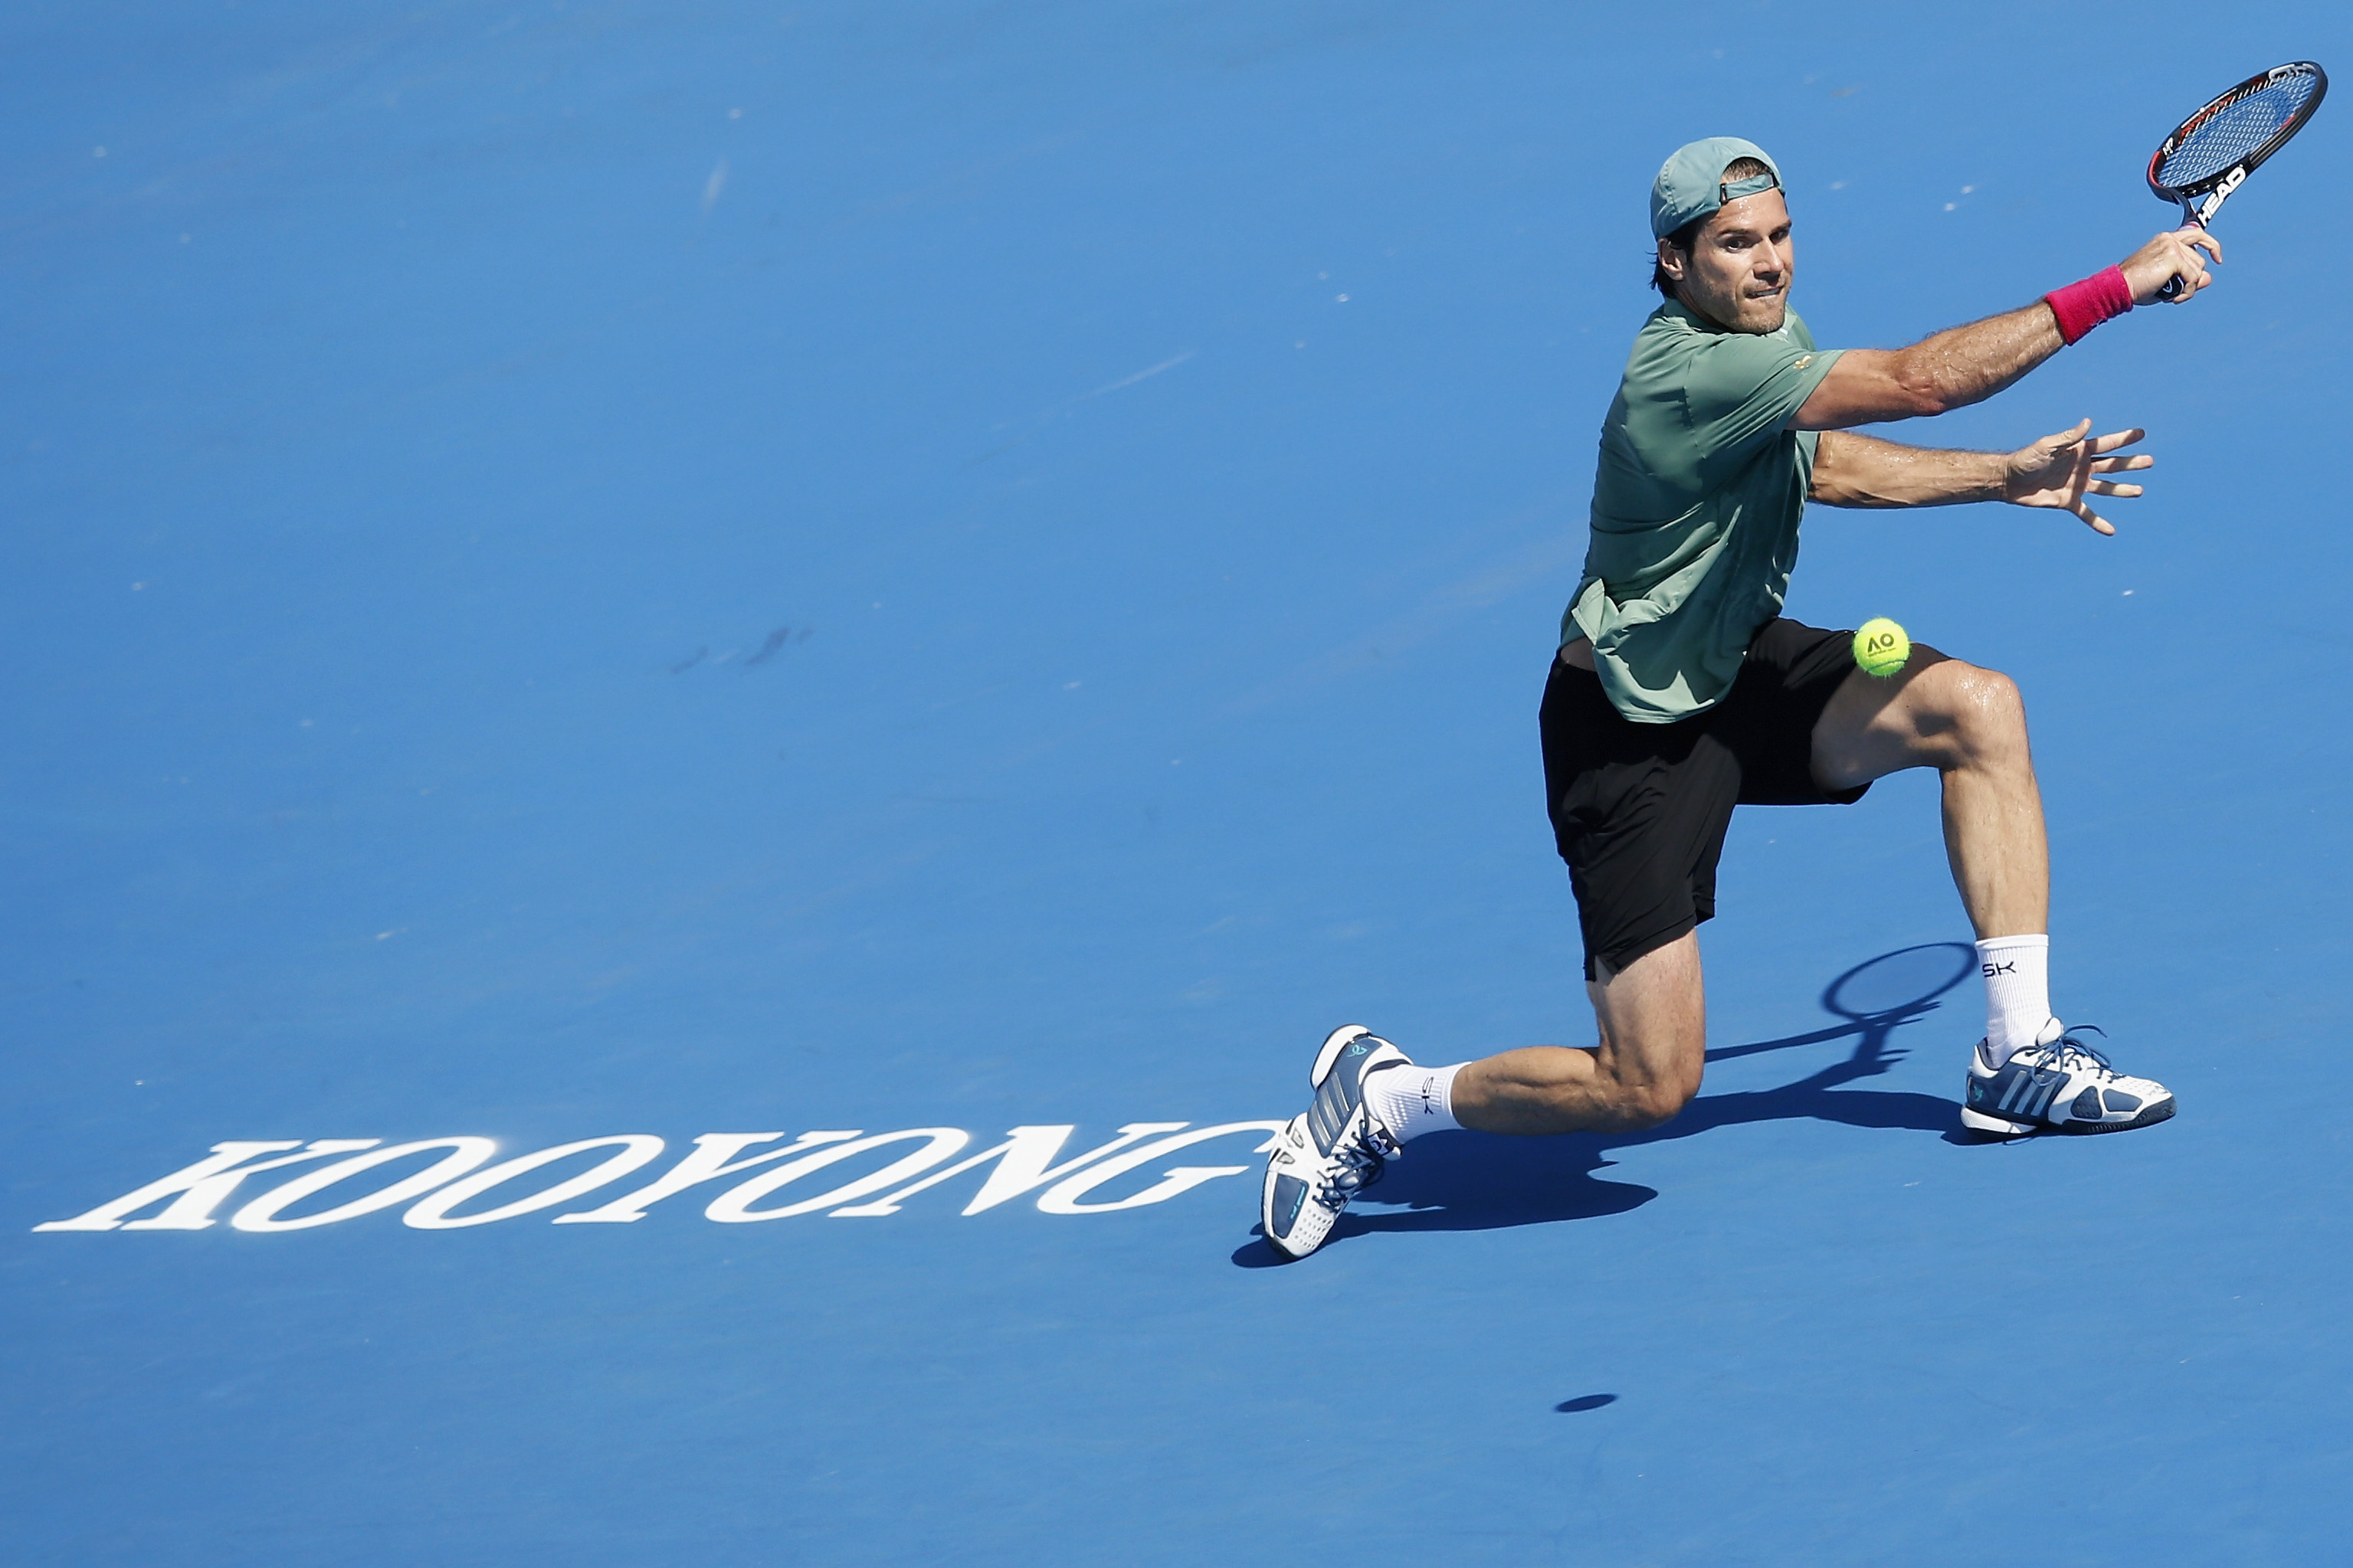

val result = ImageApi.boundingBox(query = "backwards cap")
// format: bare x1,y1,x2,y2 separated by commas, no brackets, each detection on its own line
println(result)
1650,136,1783,238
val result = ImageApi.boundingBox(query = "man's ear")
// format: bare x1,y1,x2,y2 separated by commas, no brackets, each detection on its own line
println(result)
1656,239,1686,282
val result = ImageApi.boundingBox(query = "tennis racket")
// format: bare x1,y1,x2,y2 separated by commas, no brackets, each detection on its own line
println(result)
2148,61,2327,298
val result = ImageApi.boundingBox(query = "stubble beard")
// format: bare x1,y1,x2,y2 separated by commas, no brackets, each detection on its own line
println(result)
1680,278,1789,336
1741,292,1789,332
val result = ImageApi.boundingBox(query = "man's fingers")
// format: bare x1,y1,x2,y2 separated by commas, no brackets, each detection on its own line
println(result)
2083,480,2142,498
2168,237,2212,300
2041,418,2092,453
2084,427,2147,455
2123,228,2222,303
2071,498,2117,535
2087,453,2153,473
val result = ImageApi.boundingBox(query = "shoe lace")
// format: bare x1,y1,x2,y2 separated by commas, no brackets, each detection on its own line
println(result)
1316,1124,1397,1202
2028,1023,2112,1081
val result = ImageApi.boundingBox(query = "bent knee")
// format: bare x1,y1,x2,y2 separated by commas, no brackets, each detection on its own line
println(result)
1950,661,2023,714
1616,1079,1699,1131
1920,661,2028,755
1938,662,2024,720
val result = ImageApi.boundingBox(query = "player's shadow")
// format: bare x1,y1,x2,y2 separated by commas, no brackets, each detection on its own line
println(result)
1233,943,1974,1266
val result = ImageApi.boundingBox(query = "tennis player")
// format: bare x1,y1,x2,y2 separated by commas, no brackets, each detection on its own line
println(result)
1263,136,2217,1259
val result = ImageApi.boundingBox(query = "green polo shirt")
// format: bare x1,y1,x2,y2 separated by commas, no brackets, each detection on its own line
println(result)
1561,301,1844,723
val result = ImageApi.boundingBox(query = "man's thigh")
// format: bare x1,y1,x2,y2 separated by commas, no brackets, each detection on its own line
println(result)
1588,930,1708,1103
1807,645,1968,793
1545,660,1736,982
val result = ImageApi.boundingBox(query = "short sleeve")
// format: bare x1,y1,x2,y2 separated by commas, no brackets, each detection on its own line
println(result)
1680,334,1842,478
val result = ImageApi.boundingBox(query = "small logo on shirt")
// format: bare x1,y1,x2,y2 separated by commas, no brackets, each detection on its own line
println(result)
1792,353,1814,369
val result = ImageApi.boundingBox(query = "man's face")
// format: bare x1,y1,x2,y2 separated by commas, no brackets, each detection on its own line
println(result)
1658,188,1793,333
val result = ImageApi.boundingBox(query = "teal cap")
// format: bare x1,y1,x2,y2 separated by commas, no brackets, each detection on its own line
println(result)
1650,136,1783,237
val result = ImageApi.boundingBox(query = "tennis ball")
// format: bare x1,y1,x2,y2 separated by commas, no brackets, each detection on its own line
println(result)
1853,617,1910,678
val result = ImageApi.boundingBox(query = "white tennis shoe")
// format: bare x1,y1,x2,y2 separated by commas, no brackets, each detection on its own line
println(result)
1260,1026,1408,1259
1961,1019,2175,1138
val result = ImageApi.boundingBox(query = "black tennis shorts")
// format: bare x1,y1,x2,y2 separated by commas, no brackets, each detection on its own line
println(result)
1541,617,1870,981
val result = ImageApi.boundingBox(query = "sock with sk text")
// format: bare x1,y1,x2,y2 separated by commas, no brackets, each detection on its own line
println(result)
1976,935,2052,1066
1363,1062,1466,1142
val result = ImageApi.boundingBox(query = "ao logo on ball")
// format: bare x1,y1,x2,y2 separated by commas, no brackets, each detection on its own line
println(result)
1852,617,1911,678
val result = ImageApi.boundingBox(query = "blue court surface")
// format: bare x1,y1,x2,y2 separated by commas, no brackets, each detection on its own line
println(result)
7,3,2351,1562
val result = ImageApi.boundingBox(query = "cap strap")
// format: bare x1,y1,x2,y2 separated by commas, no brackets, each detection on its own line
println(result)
1720,172,1779,202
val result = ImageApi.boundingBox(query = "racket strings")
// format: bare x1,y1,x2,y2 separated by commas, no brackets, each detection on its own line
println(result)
2159,75,2319,187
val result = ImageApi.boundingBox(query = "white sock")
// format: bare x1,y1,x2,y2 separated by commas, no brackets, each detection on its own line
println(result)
1976,935,2052,1066
1364,1062,1465,1143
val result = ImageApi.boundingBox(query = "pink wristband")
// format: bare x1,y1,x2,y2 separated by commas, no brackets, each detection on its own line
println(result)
2044,265,2133,345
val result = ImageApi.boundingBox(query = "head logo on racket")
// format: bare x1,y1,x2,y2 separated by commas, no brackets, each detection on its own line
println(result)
2147,61,2327,296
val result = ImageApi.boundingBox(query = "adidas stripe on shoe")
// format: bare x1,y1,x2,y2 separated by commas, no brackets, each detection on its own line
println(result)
1259,1025,1408,1259
1961,1020,2175,1138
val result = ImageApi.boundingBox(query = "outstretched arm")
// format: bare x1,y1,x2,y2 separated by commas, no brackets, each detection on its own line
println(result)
1794,228,2221,430
1811,421,2151,535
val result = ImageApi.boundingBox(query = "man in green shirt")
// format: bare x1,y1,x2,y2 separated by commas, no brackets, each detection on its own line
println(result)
1263,136,2218,1259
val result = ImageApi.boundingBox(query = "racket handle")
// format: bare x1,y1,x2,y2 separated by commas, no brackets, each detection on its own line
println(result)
2155,209,2205,303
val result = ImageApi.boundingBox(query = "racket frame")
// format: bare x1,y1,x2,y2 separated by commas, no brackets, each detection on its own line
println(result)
2146,61,2328,230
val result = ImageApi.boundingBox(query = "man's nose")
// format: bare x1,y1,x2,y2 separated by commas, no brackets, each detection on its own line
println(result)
1755,242,1787,277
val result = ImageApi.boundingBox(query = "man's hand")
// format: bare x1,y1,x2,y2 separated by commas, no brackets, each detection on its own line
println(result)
2119,228,2222,305
2003,420,2150,535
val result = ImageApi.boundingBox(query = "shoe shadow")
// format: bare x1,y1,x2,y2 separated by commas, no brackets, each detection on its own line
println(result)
1236,944,1977,1264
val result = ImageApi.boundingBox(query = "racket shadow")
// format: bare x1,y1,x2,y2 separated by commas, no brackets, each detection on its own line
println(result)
1234,944,1974,1263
